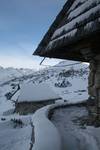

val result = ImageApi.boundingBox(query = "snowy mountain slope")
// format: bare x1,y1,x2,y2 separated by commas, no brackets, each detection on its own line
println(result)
0,66,35,85
49,61,89,102
0,60,89,150
27,61,89,102
0,60,89,104
6,60,89,103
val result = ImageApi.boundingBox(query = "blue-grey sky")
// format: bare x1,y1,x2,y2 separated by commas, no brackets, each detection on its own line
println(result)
0,0,66,69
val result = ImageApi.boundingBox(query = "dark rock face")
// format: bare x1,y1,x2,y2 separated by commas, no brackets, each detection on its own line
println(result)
15,100,55,115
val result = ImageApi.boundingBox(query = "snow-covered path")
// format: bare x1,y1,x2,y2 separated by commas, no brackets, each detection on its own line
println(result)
51,106,100,150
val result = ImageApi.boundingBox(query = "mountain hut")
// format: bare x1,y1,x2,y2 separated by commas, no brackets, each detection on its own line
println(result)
15,82,61,115
33,0,100,119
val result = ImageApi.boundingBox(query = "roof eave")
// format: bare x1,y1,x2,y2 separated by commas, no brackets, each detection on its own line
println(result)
33,0,75,56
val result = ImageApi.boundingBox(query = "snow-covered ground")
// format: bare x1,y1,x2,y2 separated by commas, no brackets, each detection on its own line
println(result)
16,61,89,103
51,106,100,150
0,60,89,150
32,105,61,150
0,84,33,150
0,68,35,150
2,60,89,103
46,61,89,103
0,105,32,150
0,121,31,150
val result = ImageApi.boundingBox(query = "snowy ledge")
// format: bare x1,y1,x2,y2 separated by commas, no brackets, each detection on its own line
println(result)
48,100,87,119
32,105,62,150
32,100,87,150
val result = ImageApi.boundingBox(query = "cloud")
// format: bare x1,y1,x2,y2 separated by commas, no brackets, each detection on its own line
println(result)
0,53,62,70
0,55,41,69
0,0,65,69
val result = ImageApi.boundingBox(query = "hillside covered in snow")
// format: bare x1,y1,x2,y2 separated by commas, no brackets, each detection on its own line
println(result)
0,66,35,85
0,61,89,104
24,60,89,103
0,60,89,150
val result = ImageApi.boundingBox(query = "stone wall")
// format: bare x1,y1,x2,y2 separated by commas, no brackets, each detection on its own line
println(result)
15,100,55,115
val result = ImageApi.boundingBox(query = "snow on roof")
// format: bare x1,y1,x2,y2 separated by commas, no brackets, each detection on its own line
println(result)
33,0,100,62
52,3,100,40
18,82,60,102
68,0,87,12
11,90,20,101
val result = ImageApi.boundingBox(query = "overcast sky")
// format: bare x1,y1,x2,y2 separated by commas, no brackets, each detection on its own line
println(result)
0,0,66,69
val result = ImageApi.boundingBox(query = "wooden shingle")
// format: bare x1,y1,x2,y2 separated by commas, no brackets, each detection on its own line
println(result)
33,0,100,62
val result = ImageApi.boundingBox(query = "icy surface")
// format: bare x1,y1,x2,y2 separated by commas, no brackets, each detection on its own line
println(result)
51,106,100,150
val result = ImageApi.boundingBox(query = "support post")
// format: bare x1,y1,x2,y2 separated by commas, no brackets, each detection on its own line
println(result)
95,88,100,120
80,50,100,125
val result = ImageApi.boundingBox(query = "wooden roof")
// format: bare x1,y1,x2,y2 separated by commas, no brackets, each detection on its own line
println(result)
33,0,100,62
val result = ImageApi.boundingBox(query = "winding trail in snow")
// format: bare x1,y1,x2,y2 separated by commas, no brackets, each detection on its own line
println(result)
51,106,100,150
